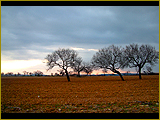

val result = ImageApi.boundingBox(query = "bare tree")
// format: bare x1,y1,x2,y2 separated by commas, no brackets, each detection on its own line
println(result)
18,72,21,76
92,45,126,81
83,62,93,76
124,44,159,79
45,48,78,82
71,57,84,77
34,70,43,76
6,72,13,76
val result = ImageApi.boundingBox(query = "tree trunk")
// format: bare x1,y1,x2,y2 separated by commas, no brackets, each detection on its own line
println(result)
77,71,80,77
65,70,70,82
138,66,142,79
114,70,125,81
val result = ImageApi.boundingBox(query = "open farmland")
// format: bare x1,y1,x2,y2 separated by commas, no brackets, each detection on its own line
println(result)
1,75,159,113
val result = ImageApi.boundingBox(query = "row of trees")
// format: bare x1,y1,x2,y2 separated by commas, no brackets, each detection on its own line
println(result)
45,44,159,82
2,70,43,76
45,48,93,81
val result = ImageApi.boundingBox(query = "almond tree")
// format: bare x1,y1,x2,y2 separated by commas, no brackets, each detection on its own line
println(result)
83,62,94,76
124,44,159,79
71,57,84,77
34,70,43,76
92,45,127,81
45,48,78,82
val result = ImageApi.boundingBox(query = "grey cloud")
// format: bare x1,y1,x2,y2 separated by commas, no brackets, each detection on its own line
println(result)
1,6,159,59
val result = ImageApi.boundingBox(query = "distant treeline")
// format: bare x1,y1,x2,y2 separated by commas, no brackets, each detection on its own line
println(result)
1,72,159,77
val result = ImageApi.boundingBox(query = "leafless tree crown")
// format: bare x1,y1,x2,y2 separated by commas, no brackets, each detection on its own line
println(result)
124,44,159,69
46,48,78,71
92,45,126,72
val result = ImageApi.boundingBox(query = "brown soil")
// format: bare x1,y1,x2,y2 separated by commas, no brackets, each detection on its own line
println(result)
1,75,159,113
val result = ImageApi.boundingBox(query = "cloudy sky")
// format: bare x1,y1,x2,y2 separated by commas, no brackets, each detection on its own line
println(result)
1,6,159,75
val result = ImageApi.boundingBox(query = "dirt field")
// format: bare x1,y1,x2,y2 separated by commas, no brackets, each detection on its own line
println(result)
1,75,159,113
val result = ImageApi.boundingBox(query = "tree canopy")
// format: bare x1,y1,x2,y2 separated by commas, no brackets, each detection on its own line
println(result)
44,44,159,81
124,44,159,79
45,48,79,81
92,45,126,81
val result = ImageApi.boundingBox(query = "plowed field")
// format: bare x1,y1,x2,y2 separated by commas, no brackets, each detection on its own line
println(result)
1,75,159,113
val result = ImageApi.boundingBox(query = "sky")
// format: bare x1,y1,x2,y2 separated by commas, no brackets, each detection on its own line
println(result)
1,6,159,75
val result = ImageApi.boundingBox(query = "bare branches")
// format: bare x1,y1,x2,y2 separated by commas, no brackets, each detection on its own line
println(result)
92,44,159,80
124,44,159,68
83,62,94,76
124,44,159,79
44,44,158,81
45,48,79,81
92,45,125,81
92,45,125,71
71,57,84,76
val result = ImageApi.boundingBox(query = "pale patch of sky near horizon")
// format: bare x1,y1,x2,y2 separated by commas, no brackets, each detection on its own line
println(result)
1,59,42,73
